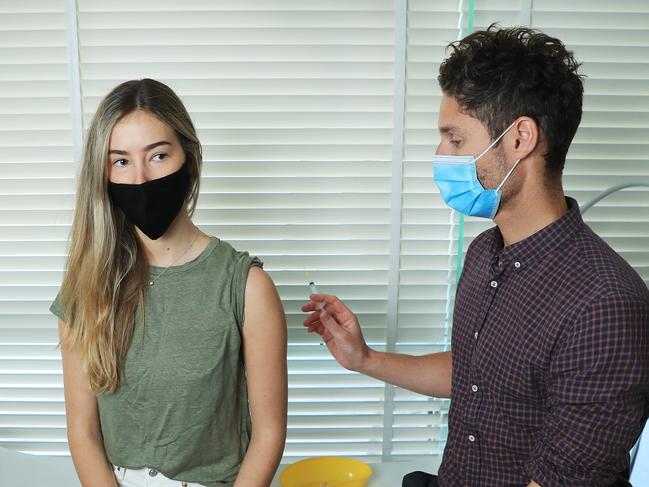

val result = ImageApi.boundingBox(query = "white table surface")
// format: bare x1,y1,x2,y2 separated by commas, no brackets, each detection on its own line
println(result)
0,447,440,487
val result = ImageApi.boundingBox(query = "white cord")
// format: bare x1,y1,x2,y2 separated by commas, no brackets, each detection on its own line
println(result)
580,182,649,214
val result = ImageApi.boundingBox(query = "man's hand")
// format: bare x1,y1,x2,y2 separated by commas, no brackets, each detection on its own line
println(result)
302,293,371,372
302,293,453,398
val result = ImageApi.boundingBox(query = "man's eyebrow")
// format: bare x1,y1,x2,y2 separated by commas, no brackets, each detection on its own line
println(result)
438,125,463,135
108,140,172,155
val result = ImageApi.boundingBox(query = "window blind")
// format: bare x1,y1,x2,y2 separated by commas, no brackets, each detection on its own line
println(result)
0,0,73,455
394,0,461,460
1,0,647,465
1,0,401,461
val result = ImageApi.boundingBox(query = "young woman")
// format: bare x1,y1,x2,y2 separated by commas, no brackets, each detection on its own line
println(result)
51,79,287,487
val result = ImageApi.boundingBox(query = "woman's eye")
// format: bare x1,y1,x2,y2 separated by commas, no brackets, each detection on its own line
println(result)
152,153,167,161
112,159,127,167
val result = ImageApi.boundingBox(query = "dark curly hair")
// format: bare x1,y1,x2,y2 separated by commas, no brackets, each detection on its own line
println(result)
438,24,584,179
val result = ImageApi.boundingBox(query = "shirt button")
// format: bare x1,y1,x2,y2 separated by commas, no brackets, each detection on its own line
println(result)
490,280,498,288
468,434,476,443
148,468,158,477
474,331,479,339
514,261,521,268
471,384,478,392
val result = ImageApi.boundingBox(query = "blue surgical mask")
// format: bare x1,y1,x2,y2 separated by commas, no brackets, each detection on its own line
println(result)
433,121,523,219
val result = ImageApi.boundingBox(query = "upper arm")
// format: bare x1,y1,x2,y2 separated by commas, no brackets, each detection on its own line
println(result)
241,267,288,437
524,293,649,485
58,320,101,438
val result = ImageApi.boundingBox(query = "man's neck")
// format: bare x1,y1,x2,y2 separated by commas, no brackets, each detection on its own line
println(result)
494,187,568,247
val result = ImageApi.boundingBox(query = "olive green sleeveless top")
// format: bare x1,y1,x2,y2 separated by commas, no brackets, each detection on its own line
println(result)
50,237,262,487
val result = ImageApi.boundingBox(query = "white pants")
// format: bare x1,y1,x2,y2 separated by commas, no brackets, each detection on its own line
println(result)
112,463,206,487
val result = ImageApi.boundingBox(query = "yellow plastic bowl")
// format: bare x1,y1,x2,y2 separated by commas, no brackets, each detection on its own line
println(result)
279,456,373,487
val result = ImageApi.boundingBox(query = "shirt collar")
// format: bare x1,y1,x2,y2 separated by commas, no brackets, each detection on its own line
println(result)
489,197,584,268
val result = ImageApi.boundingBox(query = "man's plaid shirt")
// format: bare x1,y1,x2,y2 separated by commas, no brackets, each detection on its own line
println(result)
438,197,649,486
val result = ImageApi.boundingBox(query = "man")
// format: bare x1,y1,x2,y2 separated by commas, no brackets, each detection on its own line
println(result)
302,26,649,486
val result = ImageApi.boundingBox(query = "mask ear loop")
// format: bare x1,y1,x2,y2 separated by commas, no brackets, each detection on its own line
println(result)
475,120,517,161
496,158,523,192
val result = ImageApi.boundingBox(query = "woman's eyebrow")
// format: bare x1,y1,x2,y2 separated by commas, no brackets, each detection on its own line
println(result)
108,140,172,155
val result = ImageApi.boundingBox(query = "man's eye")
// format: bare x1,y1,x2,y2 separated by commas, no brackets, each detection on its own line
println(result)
152,153,167,161
450,140,461,146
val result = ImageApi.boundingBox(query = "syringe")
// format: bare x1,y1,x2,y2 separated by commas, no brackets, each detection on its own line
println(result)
306,274,325,310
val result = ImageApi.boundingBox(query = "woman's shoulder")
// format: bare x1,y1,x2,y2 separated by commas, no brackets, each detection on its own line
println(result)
200,237,264,290
208,237,262,268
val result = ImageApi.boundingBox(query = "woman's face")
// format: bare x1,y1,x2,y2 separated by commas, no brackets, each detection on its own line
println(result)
107,109,186,184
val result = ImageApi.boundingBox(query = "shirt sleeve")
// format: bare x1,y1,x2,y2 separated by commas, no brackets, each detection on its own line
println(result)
524,292,649,486
49,290,67,322
231,252,263,330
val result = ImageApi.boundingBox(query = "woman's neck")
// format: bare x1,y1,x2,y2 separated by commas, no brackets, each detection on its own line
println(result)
136,211,210,267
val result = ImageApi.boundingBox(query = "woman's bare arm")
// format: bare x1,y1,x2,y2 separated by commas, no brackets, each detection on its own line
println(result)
58,320,117,487
234,267,287,487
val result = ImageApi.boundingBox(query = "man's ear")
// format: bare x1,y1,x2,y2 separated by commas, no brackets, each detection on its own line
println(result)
510,116,539,162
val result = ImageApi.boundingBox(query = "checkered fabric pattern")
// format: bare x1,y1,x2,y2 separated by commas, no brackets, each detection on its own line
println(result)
437,197,649,487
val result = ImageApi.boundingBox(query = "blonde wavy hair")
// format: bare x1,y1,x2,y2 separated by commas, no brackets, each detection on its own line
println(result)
59,79,202,393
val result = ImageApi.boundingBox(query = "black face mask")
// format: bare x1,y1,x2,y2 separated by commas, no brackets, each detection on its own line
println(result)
107,163,191,240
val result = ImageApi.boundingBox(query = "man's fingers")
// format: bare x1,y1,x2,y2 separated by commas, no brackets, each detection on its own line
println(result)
309,293,342,307
307,323,324,335
309,294,356,322
303,311,322,326
304,294,355,320
306,323,334,345
318,309,344,339
302,296,331,314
